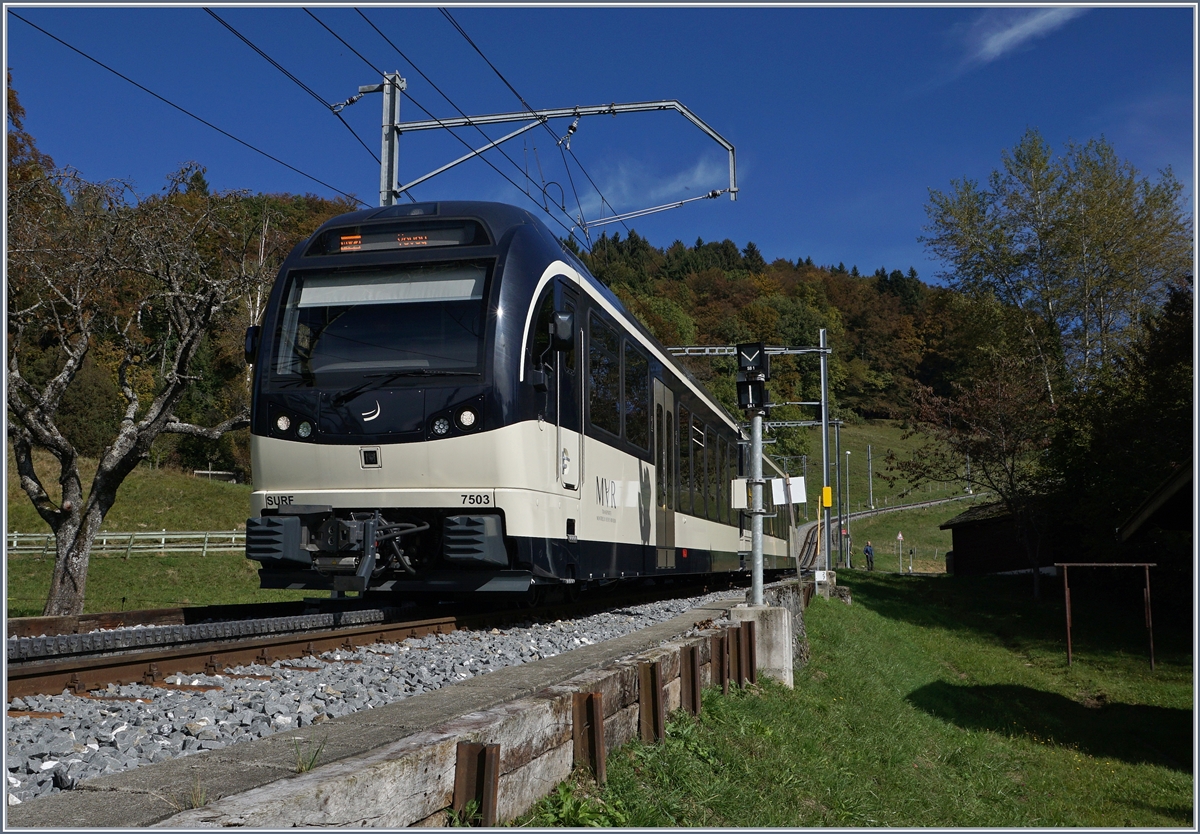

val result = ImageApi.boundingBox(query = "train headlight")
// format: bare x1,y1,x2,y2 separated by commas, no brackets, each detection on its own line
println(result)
297,421,312,439
432,417,451,436
276,414,291,432
457,408,478,429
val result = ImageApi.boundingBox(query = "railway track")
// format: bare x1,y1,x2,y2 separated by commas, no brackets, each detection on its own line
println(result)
6,576,750,701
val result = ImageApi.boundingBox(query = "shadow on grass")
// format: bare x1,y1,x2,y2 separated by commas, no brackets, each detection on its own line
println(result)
840,572,1066,648
839,572,1191,660
907,681,1193,773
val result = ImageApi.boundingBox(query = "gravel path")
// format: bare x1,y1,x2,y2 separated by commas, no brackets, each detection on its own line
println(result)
5,589,741,805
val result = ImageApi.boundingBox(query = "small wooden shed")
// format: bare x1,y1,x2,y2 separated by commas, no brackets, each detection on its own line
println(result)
939,501,1030,576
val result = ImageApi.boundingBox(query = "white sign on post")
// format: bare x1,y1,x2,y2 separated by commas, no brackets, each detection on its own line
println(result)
897,531,904,541
771,477,806,505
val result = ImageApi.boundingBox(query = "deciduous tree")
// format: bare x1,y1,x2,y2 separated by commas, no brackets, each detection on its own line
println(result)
889,353,1058,597
7,164,266,615
922,129,1191,401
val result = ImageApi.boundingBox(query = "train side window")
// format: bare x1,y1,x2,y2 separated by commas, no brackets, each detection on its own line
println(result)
655,404,665,508
695,421,708,519
700,427,710,518
588,313,621,437
623,342,649,450
717,437,727,524
731,443,740,527
529,289,554,372
666,410,675,512
678,407,692,515
562,296,576,375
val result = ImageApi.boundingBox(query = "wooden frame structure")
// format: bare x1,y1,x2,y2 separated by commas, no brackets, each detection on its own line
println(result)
1054,562,1156,670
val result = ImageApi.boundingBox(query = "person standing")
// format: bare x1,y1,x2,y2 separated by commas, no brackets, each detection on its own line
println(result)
863,541,874,571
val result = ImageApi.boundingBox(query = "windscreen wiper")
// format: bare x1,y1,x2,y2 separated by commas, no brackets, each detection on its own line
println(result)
330,369,480,407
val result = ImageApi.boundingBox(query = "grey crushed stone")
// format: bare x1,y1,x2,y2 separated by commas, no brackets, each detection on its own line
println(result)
5,590,737,805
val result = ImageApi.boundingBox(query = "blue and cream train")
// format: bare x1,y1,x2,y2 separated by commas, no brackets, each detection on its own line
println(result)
243,201,794,599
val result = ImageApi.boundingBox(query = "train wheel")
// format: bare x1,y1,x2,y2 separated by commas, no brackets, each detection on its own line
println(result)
519,582,543,609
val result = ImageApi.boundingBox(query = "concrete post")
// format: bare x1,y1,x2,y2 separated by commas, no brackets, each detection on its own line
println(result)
730,604,794,688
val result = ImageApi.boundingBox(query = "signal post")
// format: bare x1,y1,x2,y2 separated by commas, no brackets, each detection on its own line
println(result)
670,332,834,686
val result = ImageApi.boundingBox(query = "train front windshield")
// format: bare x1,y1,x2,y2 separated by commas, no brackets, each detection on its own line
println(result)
270,261,490,386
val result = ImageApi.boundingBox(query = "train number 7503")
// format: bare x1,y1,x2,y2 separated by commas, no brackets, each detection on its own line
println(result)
461,493,490,505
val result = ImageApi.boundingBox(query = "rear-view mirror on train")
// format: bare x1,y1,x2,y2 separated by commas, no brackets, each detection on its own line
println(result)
244,325,261,365
552,311,573,350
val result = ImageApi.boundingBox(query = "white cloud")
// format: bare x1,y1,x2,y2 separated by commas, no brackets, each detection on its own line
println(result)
964,7,1089,65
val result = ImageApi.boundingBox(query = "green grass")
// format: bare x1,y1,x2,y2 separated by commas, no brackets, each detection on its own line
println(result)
847,500,978,573
7,446,253,533
517,572,1193,827
6,551,309,617
774,419,967,526
7,446,300,616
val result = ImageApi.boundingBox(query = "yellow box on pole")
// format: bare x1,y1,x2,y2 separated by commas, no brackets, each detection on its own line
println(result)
822,486,832,508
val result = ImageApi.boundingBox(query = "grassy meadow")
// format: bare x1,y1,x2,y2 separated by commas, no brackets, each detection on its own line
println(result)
5,446,308,616
520,571,1194,828
846,502,969,574
6,446,254,533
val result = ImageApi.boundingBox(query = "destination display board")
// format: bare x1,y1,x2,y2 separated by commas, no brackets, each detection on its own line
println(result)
306,220,490,256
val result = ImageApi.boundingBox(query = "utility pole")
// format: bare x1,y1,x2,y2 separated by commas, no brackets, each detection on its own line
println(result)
820,329,832,585
355,72,408,207
736,343,768,606
379,73,404,206
347,73,407,207
845,449,852,566
868,444,875,509
834,421,842,567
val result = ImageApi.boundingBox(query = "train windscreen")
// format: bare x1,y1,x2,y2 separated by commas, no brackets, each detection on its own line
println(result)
270,261,490,384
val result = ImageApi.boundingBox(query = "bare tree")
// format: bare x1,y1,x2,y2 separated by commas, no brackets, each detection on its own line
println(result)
7,165,260,616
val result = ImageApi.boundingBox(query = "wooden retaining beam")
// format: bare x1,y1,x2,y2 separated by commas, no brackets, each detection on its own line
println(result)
729,624,744,688
638,659,666,743
453,742,500,827
741,620,758,686
572,692,606,785
711,630,729,694
158,620,761,829
680,644,701,716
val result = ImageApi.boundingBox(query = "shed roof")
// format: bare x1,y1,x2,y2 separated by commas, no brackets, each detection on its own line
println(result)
939,501,1012,530
1117,456,1193,542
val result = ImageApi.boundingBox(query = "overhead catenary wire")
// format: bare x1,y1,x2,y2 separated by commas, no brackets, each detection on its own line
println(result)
203,8,380,165
9,10,368,207
356,8,593,247
354,9,534,207
309,8,588,248
438,7,629,236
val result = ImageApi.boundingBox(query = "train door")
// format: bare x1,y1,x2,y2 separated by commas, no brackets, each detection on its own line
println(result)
653,380,676,569
556,283,581,491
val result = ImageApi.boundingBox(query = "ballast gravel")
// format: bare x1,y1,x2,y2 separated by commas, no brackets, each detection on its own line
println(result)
5,590,740,805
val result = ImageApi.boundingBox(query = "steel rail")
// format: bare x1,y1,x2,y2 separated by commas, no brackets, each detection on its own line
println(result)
6,616,460,700
5,578,757,700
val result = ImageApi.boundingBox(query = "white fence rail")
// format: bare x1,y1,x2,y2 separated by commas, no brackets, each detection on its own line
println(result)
6,531,245,558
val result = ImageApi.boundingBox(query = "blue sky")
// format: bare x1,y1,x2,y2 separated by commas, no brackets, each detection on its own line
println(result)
5,5,1194,281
